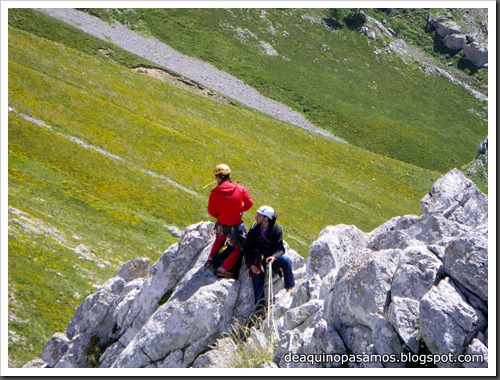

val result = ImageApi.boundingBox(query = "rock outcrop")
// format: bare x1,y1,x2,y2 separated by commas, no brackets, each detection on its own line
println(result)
463,137,488,182
28,169,488,368
359,10,488,103
428,12,488,68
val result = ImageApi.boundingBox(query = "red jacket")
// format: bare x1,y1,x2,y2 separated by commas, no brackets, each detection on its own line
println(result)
208,181,253,226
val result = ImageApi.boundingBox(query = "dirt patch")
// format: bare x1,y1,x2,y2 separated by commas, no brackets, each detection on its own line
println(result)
131,65,236,106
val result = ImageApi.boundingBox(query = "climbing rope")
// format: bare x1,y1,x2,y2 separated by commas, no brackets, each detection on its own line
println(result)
267,261,278,336
267,261,272,329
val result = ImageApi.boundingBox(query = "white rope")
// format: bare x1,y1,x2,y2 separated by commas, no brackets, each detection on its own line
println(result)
267,261,278,337
267,261,272,329
202,180,217,189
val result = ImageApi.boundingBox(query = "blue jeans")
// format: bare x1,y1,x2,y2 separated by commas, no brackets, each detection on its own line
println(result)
252,255,295,312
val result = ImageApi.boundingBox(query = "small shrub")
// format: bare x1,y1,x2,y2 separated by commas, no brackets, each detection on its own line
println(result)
225,323,277,368
159,290,173,306
328,9,348,28
85,336,119,368
345,9,367,30
86,336,102,368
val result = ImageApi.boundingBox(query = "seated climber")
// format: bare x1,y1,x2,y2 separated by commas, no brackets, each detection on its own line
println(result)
243,205,295,316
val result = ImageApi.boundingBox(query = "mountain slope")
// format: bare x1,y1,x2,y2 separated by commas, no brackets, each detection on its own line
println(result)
78,7,488,172
6,7,488,368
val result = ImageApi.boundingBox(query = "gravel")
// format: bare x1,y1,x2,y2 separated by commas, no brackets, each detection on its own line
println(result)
37,8,347,144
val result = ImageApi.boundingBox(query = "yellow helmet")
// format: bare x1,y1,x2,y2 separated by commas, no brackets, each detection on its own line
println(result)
214,164,231,176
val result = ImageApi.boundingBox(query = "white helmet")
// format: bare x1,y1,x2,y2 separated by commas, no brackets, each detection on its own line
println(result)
257,205,276,220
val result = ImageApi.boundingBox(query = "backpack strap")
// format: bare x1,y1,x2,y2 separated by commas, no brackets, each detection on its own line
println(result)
260,226,272,244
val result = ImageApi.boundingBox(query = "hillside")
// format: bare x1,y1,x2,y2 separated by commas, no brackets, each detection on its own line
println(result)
79,7,488,172
6,7,489,368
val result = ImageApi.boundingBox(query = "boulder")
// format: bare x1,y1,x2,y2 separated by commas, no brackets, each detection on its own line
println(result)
387,245,444,352
428,16,462,37
192,337,239,368
326,249,399,328
420,168,488,228
443,223,488,301
306,224,368,280
390,245,444,300
110,222,214,347
463,42,488,68
41,333,69,368
463,337,488,368
110,271,241,367
443,34,467,50
367,215,420,251
419,278,487,367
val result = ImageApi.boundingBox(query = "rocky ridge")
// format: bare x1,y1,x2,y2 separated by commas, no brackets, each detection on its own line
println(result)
26,169,489,369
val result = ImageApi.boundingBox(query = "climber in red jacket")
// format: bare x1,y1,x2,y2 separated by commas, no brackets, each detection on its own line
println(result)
205,164,254,277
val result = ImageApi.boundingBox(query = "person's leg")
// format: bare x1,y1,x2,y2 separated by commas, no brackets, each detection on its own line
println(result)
220,245,241,272
208,234,227,259
275,256,295,289
252,272,266,311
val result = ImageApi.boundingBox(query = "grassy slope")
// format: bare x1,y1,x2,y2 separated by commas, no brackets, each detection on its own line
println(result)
83,8,488,173
6,8,485,367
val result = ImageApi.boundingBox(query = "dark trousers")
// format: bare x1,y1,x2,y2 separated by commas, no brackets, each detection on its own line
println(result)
252,255,295,312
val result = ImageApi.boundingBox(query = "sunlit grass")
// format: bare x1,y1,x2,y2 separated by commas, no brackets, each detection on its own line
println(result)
6,8,486,367
81,8,487,172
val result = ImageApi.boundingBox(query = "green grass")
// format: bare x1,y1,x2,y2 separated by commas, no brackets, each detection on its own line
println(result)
7,233,111,367
80,8,487,173
6,8,486,367
226,326,277,368
7,8,157,69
